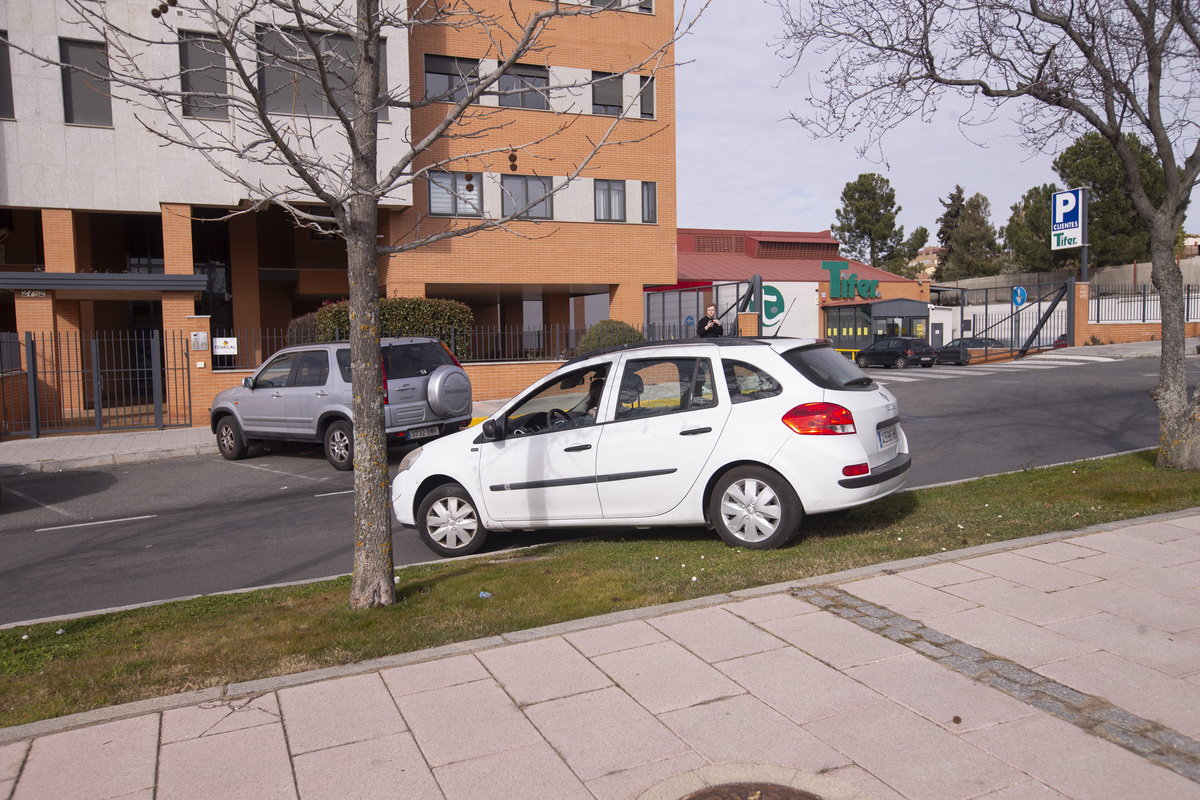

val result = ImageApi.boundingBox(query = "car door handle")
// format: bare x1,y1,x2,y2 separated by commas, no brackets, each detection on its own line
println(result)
680,427,712,436
564,444,592,452
272,392,284,399
315,391,329,397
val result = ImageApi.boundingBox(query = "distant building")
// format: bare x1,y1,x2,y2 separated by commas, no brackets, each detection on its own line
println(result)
909,246,943,278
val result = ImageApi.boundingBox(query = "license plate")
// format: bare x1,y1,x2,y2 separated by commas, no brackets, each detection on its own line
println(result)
407,425,439,440
878,425,898,448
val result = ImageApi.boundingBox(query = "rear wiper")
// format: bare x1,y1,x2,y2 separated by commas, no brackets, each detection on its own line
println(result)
844,377,875,387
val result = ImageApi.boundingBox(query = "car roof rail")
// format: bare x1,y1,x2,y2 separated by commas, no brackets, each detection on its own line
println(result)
563,337,771,367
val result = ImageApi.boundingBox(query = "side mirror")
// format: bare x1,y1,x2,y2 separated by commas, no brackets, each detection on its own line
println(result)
242,377,254,389
481,418,505,441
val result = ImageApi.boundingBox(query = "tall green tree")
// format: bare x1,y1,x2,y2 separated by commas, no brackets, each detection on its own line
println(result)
831,173,904,269
886,226,930,277
1002,184,1071,273
940,193,1002,279
1053,132,1166,268
934,185,966,279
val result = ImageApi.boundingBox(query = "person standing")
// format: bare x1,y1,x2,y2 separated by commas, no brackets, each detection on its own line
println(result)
697,303,723,337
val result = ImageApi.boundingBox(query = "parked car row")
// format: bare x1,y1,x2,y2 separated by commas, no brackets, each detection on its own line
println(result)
854,337,935,369
933,337,1010,365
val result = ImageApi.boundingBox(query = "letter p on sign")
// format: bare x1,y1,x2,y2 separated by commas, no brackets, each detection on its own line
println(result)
1054,192,1076,223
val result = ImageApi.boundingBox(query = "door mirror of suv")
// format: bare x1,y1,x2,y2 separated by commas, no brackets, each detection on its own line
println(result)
242,377,254,389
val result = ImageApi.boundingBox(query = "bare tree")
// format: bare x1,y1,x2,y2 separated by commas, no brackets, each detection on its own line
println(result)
777,0,1200,469
45,0,698,606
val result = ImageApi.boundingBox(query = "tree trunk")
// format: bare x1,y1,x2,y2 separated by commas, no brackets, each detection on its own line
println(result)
1150,216,1200,469
347,0,395,608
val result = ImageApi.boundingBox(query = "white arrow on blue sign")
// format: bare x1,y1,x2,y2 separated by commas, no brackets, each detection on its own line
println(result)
1012,286,1027,307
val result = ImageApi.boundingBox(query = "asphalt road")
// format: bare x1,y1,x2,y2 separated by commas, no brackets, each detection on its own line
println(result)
0,356,1188,625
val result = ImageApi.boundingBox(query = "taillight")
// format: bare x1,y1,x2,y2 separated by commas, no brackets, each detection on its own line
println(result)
782,403,857,435
441,341,463,368
381,361,389,405
904,349,915,355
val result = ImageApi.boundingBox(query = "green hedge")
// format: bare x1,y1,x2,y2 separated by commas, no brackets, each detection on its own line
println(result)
578,319,644,355
288,297,474,361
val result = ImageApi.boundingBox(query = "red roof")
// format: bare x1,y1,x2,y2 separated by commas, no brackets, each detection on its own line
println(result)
674,228,916,285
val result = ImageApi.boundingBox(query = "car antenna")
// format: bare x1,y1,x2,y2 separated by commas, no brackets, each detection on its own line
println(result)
769,298,796,337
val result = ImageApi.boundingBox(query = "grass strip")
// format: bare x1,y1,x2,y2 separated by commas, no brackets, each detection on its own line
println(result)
3,449,1198,728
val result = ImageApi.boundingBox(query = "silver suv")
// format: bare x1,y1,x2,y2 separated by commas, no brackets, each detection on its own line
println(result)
210,337,473,470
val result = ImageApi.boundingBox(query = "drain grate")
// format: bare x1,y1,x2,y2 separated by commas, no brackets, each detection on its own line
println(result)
682,784,825,800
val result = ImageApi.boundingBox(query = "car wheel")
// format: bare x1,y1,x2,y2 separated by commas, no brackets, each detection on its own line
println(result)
709,466,801,550
324,420,354,471
855,355,869,368
215,416,248,461
417,483,489,557
893,355,908,369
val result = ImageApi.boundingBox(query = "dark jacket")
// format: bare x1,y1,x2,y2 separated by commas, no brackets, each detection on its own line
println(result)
697,315,723,337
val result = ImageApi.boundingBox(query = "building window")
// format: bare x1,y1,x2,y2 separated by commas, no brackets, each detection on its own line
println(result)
425,55,479,103
592,71,622,116
258,28,386,119
126,215,165,273
590,0,653,11
428,171,483,217
60,39,112,126
639,76,654,119
0,33,13,120
180,32,227,120
501,175,554,220
642,181,657,223
594,180,625,222
497,63,549,110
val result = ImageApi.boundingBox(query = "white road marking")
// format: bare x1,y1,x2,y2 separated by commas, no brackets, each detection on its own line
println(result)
37,515,157,533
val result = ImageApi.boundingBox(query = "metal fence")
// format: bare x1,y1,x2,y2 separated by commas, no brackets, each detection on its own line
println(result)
207,322,735,372
0,331,192,438
1088,283,1200,323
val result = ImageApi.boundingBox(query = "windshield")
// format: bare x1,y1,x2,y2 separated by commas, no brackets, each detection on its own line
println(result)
781,343,876,391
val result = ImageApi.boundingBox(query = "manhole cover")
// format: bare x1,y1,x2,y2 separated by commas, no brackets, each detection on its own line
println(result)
681,784,825,800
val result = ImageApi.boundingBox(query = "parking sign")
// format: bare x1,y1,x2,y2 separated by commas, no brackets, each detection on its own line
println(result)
1051,188,1087,250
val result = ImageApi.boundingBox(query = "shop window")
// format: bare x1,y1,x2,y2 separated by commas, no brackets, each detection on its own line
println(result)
428,171,483,217
594,179,625,222
180,32,227,120
501,175,553,220
497,64,549,109
425,54,478,103
60,38,112,126
592,71,621,115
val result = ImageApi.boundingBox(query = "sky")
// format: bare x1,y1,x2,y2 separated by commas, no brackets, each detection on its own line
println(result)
674,0,1061,240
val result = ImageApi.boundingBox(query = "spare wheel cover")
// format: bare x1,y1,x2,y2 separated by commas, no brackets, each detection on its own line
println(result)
427,365,472,418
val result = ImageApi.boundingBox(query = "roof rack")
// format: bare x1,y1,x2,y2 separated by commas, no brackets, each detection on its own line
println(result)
564,337,771,367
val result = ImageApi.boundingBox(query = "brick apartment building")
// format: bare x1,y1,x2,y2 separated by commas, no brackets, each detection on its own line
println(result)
0,0,675,428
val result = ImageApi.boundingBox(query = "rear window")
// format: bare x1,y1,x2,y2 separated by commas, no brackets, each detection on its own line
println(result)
782,343,876,391
382,341,455,379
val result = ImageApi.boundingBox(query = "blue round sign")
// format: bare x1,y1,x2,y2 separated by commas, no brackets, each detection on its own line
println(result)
685,315,695,326
1012,286,1027,307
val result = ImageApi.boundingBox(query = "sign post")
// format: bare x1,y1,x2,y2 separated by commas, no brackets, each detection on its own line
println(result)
1051,187,1089,281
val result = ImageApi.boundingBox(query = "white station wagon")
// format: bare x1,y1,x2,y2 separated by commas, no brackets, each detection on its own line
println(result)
392,338,910,557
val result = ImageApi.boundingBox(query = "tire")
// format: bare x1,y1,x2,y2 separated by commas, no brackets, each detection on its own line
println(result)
417,483,489,557
324,420,354,471
893,355,908,369
855,356,869,368
215,416,248,461
709,466,802,550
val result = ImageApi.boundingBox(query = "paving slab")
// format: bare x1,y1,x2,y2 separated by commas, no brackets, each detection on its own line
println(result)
591,640,743,715
964,714,1200,799
942,576,1095,625
960,550,1102,591
291,732,444,800
1049,611,1200,676
835,573,979,619
760,607,913,668
928,606,1098,666
646,605,785,662
12,715,158,800
476,637,612,705
396,679,542,768
1055,577,1200,632
434,740,592,800
278,673,406,755
157,723,296,800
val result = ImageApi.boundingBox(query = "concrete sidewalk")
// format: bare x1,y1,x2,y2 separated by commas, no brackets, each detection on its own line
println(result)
3,511,1200,799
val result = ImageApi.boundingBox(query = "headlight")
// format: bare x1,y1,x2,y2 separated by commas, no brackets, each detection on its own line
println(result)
398,446,423,473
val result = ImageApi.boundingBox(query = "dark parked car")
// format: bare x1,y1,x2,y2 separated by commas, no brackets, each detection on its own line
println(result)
934,337,1010,365
854,337,934,369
